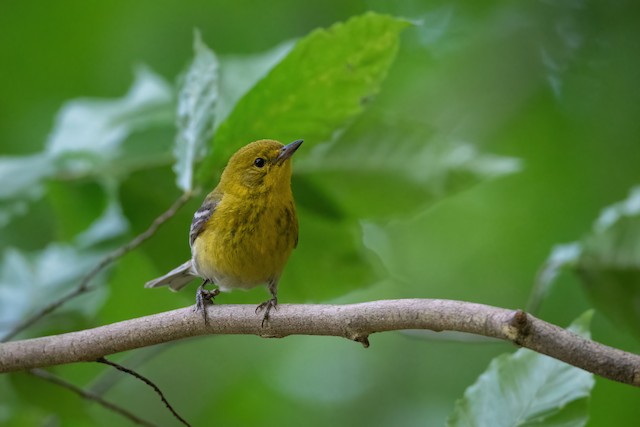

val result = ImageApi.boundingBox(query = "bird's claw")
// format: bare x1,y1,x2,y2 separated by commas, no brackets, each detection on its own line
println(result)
195,287,220,324
255,297,278,327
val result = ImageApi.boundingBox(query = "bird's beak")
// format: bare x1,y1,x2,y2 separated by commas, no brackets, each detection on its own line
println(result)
275,139,303,165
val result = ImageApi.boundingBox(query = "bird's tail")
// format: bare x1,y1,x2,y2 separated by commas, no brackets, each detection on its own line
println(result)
144,260,196,292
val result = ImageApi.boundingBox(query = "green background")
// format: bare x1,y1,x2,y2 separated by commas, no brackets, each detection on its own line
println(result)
1,0,639,426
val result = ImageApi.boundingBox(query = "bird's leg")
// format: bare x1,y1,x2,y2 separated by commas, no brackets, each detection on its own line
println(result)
256,279,278,327
195,279,220,324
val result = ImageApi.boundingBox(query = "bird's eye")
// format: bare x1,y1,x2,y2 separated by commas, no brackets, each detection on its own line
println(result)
254,157,266,168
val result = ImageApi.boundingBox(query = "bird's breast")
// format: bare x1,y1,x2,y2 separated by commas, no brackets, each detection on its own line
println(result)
192,194,297,290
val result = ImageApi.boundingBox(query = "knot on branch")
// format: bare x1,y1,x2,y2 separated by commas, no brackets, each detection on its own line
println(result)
353,334,370,348
503,309,531,345
344,327,370,348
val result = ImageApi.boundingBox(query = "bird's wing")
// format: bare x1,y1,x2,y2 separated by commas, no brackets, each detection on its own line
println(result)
189,192,221,247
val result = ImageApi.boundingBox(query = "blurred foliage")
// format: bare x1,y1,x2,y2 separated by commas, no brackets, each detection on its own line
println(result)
1,0,640,426
536,187,640,341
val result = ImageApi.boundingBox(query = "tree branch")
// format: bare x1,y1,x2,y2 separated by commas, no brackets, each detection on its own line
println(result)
89,345,170,397
96,357,191,427
1,299,639,387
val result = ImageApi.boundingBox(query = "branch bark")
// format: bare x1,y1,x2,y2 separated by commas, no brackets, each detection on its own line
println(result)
1,299,638,387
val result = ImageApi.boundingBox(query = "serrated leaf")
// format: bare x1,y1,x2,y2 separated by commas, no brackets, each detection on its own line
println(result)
174,30,219,191
296,114,522,219
447,311,595,427
197,12,410,184
534,186,640,340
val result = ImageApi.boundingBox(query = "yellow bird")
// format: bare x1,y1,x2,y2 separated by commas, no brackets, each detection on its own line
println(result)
145,139,303,325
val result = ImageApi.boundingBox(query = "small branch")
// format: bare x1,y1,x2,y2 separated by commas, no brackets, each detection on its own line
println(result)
28,368,156,427
97,357,191,427
1,300,639,387
90,345,171,397
1,192,192,342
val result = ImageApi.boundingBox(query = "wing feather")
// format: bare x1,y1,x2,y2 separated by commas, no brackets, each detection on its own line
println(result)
189,192,221,247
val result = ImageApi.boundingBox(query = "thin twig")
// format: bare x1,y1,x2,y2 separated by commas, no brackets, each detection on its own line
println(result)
90,345,172,397
28,368,157,427
97,357,191,427
1,192,192,342
2,300,639,387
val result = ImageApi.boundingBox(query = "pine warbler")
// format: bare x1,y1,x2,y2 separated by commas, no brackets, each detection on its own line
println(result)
145,139,303,325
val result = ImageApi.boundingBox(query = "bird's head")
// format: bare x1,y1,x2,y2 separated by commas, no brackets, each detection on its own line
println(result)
219,139,303,196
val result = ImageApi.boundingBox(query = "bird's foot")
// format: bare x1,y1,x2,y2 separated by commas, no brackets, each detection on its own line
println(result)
195,286,220,324
255,297,278,327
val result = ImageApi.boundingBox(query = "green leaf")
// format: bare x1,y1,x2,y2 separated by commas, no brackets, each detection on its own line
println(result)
528,243,582,313
447,311,595,427
534,186,640,340
73,184,129,248
1,183,127,337
47,180,108,242
296,113,522,219
47,179,129,247
197,12,411,184
217,40,295,125
0,243,109,337
0,154,53,200
0,67,175,231
0,154,53,227
174,30,219,192
46,66,174,178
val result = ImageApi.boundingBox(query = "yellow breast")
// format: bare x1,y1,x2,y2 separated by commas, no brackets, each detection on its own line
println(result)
192,191,297,291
